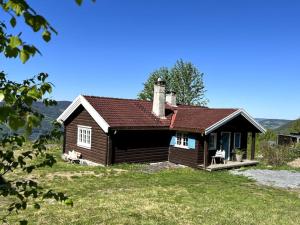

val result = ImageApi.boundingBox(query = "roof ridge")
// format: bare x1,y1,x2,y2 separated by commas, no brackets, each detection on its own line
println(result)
83,95,151,103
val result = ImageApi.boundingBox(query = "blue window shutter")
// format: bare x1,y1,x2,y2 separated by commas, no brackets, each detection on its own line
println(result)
170,136,176,146
188,137,196,149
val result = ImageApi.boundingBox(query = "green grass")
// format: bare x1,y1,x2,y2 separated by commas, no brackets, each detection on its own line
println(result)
1,146,300,225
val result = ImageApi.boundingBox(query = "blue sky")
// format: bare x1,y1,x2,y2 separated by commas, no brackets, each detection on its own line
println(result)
1,0,300,119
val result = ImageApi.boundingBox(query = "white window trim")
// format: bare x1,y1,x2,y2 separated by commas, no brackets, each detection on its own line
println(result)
77,125,92,149
175,132,189,149
209,133,217,150
234,132,241,149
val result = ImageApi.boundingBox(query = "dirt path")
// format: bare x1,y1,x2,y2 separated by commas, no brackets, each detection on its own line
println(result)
230,169,300,189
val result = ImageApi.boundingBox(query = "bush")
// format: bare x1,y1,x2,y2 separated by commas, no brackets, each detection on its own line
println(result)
260,142,300,166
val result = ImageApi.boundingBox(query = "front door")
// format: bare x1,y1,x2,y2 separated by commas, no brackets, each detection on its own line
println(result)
221,132,231,160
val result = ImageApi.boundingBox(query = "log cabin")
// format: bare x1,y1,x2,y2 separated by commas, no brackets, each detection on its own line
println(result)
57,79,266,170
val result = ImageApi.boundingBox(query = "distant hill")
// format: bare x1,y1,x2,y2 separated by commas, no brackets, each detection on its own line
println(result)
0,101,71,139
255,118,292,130
275,119,300,134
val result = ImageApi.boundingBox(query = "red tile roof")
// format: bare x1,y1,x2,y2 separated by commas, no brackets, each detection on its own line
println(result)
83,95,238,132
170,107,237,133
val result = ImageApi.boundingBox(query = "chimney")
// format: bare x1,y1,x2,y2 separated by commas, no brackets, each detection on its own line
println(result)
152,78,166,118
166,91,177,107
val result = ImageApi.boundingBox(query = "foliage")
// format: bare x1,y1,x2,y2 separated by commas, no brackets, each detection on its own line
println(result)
0,0,94,223
0,73,71,223
138,59,208,106
138,67,171,102
260,141,300,166
234,149,244,156
2,148,300,225
0,101,71,140
258,129,277,142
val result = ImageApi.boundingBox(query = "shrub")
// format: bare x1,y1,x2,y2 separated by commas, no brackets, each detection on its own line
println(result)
260,141,300,166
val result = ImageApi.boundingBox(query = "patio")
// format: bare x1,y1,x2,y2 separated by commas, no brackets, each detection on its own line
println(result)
200,160,259,171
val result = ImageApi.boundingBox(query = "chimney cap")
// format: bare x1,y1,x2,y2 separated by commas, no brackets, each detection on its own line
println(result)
167,90,176,95
156,77,166,86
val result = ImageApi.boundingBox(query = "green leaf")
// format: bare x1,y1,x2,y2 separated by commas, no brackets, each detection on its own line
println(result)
8,115,26,130
20,50,30,63
27,87,42,100
42,31,51,42
10,17,17,27
64,199,74,207
9,36,22,48
5,46,19,58
75,0,83,5
0,106,12,122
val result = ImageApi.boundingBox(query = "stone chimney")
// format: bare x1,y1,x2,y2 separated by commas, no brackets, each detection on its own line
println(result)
152,78,166,118
166,91,177,107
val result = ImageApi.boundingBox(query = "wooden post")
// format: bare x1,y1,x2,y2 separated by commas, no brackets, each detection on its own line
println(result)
63,125,66,154
204,135,209,168
106,134,113,166
251,132,256,160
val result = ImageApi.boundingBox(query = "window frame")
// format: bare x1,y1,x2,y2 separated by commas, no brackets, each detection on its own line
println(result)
234,132,241,149
209,133,217,150
175,132,189,149
77,125,92,149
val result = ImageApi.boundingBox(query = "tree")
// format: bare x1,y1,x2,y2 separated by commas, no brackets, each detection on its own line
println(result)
138,59,208,106
0,0,93,223
138,67,171,101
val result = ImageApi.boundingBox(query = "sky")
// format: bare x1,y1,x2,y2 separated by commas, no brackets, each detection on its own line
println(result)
1,0,300,119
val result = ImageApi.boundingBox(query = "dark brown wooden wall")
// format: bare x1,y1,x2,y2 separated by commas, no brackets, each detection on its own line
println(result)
278,135,298,146
112,130,171,163
64,105,108,165
169,134,203,167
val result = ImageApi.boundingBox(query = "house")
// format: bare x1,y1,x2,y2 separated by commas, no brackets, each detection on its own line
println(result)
57,79,266,169
278,133,300,146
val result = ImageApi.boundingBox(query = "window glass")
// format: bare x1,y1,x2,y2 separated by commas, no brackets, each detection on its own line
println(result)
176,133,182,145
77,126,92,149
209,133,217,150
234,133,241,148
183,134,188,146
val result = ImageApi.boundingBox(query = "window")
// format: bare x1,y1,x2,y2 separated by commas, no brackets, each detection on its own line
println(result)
175,132,188,148
209,133,217,150
234,132,241,149
77,125,92,149
176,133,182,145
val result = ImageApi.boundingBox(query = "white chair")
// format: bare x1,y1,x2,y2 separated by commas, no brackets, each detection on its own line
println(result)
67,150,81,163
211,150,226,164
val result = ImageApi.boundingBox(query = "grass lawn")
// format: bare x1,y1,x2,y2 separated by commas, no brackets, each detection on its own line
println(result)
1,146,300,225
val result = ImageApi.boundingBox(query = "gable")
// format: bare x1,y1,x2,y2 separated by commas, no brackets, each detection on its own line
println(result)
57,95,110,133
205,109,266,134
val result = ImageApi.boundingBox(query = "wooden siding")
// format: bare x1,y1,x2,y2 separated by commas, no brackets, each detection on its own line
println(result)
169,134,203,167
278,134,299,146
112,130,171,163
64,105,108,165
